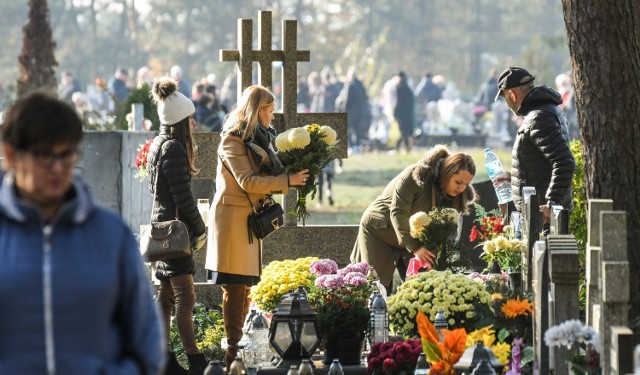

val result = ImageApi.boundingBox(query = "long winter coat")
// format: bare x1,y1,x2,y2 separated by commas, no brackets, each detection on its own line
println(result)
0,171,165,375
147,127,206,280
205,129,288,277
511,85,576,211
351,150,475,287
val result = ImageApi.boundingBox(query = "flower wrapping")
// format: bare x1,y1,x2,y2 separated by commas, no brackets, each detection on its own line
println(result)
275,124,338,225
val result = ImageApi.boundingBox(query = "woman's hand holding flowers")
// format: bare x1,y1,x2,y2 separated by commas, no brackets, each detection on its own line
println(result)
413,246,435,264
288,169,310,186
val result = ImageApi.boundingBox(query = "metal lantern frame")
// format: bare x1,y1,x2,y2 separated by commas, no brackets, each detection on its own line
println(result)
368,291,388,345
268,290,321,367
453,341,505,373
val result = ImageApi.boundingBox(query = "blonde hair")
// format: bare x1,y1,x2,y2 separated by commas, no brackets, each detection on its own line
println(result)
224,85,275,141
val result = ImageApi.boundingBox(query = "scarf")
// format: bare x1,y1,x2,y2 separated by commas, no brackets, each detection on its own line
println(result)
247,125,283,176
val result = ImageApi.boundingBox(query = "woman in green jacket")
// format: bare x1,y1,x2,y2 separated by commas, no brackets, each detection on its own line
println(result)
350,145,476,294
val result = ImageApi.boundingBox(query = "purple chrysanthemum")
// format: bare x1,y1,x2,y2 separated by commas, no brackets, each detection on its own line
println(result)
343,272,367,287
310,259,338,276
320,274,344,289
337,262,370,276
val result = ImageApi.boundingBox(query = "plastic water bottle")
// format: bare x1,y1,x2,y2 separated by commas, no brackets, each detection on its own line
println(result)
414,353,430,375
484,148,512,205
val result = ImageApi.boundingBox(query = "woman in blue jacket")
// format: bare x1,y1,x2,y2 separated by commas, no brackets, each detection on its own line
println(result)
0,92,164,374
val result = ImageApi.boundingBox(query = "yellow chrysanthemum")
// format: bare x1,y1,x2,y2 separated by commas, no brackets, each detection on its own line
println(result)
491,293,503,302
483,241,496,254
501,296,533,318
304,123,322,134
510,239,525,252
319,125,337,145
275,130,290,151
494,235,510,251
492,342,512,365
287,127,311,149
409,211,431,237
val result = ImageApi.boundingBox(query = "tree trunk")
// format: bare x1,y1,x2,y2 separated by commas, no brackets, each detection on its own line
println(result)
561,0,640,341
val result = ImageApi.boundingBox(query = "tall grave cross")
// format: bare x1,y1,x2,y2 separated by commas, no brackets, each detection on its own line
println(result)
221,10,348,226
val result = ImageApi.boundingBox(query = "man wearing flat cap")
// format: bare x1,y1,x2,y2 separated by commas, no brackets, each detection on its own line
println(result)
495,66,576,224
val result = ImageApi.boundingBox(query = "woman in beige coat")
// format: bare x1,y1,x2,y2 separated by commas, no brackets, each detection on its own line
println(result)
350,145,476,295
204,85,309,369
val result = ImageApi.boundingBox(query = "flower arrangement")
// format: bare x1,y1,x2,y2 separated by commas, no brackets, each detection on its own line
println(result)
409,207,470,271
134,138,154,180
249,257,318,312
416,310,467,375
366,339,422,375
275,124,338,224
306,259,372,341
387,271,495,337
544,319,600,375
469,203,505,242
480,235,525,272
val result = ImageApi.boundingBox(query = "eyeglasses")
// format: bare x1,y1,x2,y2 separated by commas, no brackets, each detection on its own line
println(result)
27,148,78,168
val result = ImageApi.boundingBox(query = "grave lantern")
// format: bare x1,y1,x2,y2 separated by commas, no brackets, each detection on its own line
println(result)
269,288,321,367
453,341,504,373
369,291,388,344
434,310,448,342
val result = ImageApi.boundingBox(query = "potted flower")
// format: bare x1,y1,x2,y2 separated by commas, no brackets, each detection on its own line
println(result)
366,339,422,375
306,259,373,365
387,271,495,338
544,319,601,375
249,257,318,313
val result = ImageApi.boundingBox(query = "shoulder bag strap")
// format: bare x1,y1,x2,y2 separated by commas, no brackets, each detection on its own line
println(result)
151,137,179,221
432,186,436,208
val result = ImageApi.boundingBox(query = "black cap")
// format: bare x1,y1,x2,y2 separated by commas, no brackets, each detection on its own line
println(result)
495,67,535,101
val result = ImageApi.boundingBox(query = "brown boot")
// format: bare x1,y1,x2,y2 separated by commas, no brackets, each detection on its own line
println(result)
222,285,249,371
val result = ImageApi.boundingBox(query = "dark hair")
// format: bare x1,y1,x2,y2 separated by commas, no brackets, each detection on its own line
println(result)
1,91,83,151
168,117,198,175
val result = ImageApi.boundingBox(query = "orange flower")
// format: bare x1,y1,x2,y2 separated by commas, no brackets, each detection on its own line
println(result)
416,311,466,375
501,296,533,318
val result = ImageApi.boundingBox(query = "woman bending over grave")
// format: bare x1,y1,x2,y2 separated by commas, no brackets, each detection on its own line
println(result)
350,144,477,295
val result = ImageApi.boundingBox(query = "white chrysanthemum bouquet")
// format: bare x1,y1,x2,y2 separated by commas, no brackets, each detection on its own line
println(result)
409,207,470,271
275,124,338,224
480,235,525,272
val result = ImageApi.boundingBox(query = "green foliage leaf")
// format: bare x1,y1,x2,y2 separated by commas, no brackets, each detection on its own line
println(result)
497,327,511,342
521,346,535,365
422,339,443,363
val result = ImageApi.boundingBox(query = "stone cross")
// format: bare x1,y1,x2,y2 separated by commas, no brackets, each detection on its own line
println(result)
221,10,348,226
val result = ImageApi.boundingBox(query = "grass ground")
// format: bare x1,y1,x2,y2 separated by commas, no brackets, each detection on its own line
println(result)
301,146,512,225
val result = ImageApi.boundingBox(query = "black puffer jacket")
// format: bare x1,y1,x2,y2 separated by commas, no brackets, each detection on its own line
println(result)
147,127,206,279
511,85,576,211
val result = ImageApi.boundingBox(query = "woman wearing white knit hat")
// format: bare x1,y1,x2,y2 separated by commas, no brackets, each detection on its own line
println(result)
146,77,208,375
